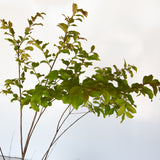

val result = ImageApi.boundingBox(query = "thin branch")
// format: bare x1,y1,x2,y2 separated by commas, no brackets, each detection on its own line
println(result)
9,132,14,158
23,107,46,155
17,49,24,157
58,108,74,130
22,111,37,158
57,104,71,131
53,111,90,146
0,147,6,160
29,108,46,136
42,110,90,160
42,105,71,160
71,112,89,115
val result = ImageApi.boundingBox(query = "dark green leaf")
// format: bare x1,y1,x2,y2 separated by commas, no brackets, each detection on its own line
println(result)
126,94,134,105
83,89,89,104
91,45,95,52
108,108,114,115
87,53,99,61
42,43,49,49
62,59,70,66
9,27,15,35
105,105,110,115
32,62,39,68
131,65,137,72
151,85,158,96
141,86,153,99
46,70,58,81
143,75,153,84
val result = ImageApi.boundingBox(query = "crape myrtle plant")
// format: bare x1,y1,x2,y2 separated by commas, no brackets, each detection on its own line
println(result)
0,3,160,160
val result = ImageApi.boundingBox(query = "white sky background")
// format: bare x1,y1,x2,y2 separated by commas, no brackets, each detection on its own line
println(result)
0,0,160,160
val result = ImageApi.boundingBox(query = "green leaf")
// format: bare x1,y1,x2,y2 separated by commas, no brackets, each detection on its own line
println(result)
30,101,39,111
124,60,127,68
89,90,101,97
120,113,125,123
54,85,63,100
25,46,34,51
9,27,15,35
108,108,114,115
91,45,95,52
62,59,70,66
46,70,58,81
151,85,158,96
131,65,137,72
84,62,92,67
22,96,31,106
57,23,68,33
116,99,125,106
61,49,70,54
42,43,49,49
72,3,78,15
75,18,82,22
69,86,83,109
126,103,136,113
25,27,30,35
105,105,110,115
102,90,110,104
32,62,39,68
141,86,153,99
5,38,15,44
117,105,125,116
83,89,89,104
143,75,153,84
62,94,71,104
126,112,134,118
41,97,48,107
87,53,100,61
126,94,134,105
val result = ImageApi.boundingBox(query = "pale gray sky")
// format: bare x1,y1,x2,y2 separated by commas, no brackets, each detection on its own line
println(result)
0,0,160,160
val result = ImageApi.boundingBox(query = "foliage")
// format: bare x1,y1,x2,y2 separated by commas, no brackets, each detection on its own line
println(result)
0,3,160,160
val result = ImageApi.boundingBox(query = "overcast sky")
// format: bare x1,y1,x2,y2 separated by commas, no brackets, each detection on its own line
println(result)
0,0,160,160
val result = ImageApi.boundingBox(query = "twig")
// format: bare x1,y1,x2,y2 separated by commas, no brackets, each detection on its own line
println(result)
42,110,90,160
53,111,90,145
42,105,71,160
9,131,14,158
0,147,6,160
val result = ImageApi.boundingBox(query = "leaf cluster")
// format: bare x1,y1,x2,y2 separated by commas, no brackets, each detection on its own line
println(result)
1,3,160,124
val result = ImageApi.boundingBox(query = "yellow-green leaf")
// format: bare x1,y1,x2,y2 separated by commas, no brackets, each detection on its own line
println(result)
118,105,125,116
72,3,78,15
57,23,68,33
69,86,83,109
126,103,136,113
126,112,134,118
25,46,34,51
103,91,110,104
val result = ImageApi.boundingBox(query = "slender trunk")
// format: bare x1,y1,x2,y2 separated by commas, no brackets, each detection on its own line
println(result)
17,50,24,159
